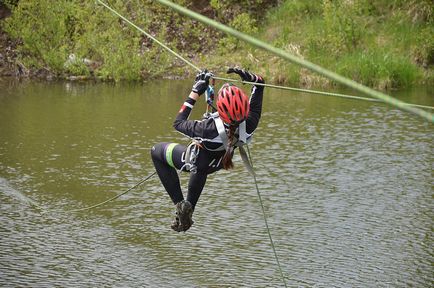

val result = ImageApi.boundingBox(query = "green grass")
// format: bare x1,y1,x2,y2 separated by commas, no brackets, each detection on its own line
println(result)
246,0,433,89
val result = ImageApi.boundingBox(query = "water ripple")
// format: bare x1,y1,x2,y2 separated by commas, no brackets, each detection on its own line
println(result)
0,82,432,287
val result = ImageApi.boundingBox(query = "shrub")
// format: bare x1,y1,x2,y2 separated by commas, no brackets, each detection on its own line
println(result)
3,0,78,73
218,12,258,53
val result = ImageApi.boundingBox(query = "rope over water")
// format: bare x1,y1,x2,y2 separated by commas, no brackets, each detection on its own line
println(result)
64,172,157,213
246,144,288,287
95,0,434,113
40,172,156,214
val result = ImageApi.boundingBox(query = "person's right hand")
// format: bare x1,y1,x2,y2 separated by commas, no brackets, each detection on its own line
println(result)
192,69,213,95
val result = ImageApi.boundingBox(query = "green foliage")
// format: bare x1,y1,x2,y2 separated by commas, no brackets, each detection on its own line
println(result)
253,0,433,89
209,0,278,53
1,0,432,87
265,0,321,24
2,0,215,80
414,26,434,67
337,50,420,89
3,0,76,73
210,0,278,22
2,0,19,10
218,12,258,53
322,0,366,54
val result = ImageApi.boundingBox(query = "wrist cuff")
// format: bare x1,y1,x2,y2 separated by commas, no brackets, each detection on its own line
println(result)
185,97,196,105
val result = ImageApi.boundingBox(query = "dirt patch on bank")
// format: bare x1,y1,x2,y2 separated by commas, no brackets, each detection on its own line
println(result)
0,3,19,77
0,27,20,77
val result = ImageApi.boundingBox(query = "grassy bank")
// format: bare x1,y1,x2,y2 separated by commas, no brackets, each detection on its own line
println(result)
0,0,277,80
205,0,433,89
1,0,433,89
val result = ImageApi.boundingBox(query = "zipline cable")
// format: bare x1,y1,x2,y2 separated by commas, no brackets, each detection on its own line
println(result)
246,144,288,288
95,0,434,111
153,0,434,122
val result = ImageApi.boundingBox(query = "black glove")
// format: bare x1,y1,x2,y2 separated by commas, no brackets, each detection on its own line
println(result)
227,67,263,83
192,69,213,95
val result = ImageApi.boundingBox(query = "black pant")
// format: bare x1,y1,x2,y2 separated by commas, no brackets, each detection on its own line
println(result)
151,142,223,209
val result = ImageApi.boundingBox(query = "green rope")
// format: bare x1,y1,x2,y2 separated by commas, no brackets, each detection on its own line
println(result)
246,144,288,288
95,0,434,111
217,76,384,103
154,0,434,123
41,172,156,214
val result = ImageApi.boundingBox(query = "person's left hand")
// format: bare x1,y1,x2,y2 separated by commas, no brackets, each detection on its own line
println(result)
227,67,263,83
192,69,213,95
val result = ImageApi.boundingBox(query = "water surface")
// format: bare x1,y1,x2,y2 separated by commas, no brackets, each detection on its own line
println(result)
0,79,432,287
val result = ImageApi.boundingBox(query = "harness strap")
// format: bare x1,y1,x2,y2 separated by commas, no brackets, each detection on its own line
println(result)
214,115,229,150
212,116,255,176
213,114,250,148
238,121,247,144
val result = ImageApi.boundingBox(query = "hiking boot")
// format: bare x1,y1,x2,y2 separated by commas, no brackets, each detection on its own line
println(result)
171,214,182,232
172,200,194,232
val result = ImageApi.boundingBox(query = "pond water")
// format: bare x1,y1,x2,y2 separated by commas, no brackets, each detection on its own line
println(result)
0,79,432,287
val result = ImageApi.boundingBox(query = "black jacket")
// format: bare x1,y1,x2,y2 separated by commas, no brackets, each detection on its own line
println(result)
173,81,264,153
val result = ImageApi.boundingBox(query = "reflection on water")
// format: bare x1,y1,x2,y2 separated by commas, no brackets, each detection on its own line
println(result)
0,80,432,287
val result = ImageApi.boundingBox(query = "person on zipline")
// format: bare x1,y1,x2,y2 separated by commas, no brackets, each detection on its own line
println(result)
151,67,265,232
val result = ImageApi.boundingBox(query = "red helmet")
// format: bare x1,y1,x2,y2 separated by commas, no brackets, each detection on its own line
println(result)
216,83,250,125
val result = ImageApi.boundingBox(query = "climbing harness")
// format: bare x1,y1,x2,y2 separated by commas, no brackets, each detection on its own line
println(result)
211,113,250,148
180,141,201,174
